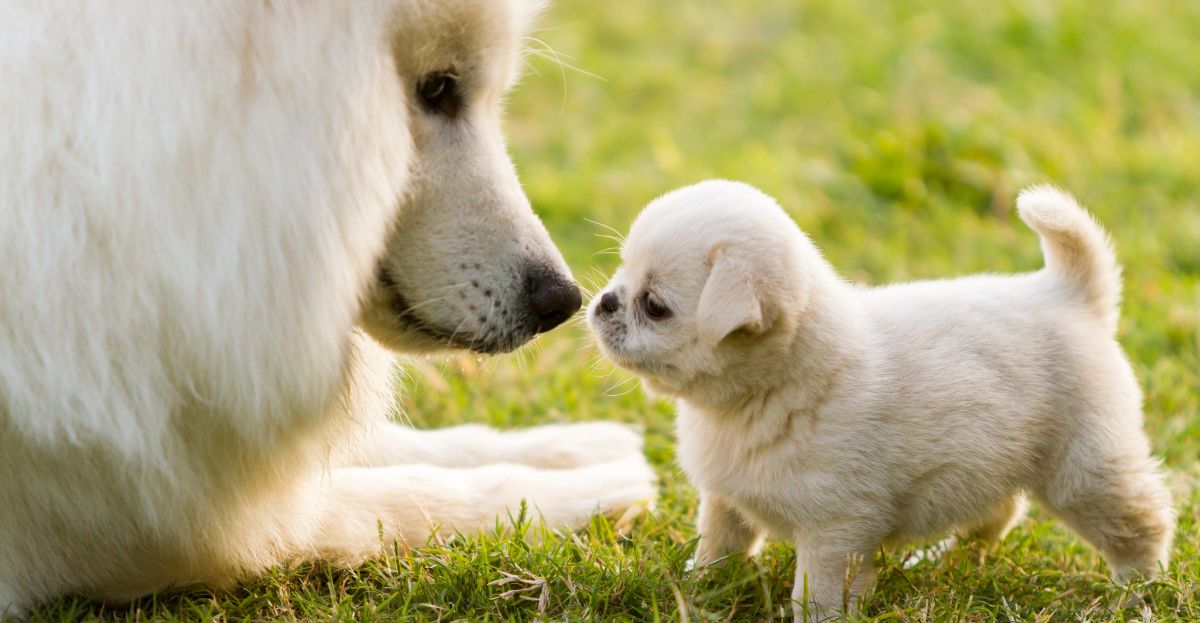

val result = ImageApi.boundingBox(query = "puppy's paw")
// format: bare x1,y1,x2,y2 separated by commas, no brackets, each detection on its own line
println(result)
689,544,741,575
1109,575,1159,614
684,553,726,578
507,421,646,469
901,536,956,569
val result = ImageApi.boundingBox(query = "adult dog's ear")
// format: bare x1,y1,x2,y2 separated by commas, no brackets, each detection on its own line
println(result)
696,248,763,343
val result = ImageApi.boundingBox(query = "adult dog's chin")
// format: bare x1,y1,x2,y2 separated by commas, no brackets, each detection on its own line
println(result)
360,281,537,355
361,303,535,355
363,319,534,355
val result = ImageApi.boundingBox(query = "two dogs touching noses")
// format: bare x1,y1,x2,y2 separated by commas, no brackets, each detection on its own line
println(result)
588,180,1173,620
0,0,1172,617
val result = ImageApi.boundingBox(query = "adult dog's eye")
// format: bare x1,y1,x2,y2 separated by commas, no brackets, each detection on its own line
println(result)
417,71,462,117
642,293,671,320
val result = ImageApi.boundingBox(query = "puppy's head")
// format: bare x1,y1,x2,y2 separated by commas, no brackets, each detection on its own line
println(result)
588,180,816,402
361,0,581,355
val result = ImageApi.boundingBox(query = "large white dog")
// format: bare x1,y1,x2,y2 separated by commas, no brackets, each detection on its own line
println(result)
0,0,654,615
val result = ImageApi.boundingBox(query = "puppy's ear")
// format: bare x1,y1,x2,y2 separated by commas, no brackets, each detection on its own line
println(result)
696,248,763,343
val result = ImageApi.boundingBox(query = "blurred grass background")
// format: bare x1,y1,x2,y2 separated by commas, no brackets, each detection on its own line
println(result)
32,0,1200,620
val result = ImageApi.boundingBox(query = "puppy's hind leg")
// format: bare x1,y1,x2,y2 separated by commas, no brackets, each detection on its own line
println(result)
965,494,1027,544
1039,436,1174,582
959,493,1027,564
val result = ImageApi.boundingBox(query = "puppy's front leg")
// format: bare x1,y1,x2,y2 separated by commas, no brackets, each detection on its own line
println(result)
307,457,657,565
791,533,878,622
0,588,23,621
692,492,765,568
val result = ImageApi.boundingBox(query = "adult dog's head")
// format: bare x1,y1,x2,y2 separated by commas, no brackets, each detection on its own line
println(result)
361,0,580,354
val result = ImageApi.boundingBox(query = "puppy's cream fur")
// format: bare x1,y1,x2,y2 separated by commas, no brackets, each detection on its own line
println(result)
589,180,1173,619
0,1,653,615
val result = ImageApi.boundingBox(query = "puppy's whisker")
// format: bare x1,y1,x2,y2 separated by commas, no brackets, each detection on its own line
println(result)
593,235,624,249
585,356,614,378
582,348,603,363
583,268,610,294
520,58,543,79
602,376,641,398
522,37,578,116
523,37,607,82
583,217,626,243
521,32,580,58
579,278,605,300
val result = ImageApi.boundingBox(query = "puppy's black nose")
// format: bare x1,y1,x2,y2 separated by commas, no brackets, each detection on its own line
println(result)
528,272,582,333
598,291,620,315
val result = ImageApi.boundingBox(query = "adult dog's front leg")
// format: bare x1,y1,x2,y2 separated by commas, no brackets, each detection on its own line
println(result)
334,332,647,470
306,456,657,564
348,421,647,469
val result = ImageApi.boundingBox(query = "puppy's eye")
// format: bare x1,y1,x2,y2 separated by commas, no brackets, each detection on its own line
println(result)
417,71,462,117
641,293,671,320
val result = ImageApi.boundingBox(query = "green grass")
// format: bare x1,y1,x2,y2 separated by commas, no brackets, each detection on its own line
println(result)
28,0,1200,620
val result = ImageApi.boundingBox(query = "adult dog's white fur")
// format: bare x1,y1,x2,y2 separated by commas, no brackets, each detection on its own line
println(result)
589,180,1173,620
0,0,655,615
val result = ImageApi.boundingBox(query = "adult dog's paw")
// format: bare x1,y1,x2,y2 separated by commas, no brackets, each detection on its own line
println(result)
505,421,647,469
590,454,659,518
527,454,658,531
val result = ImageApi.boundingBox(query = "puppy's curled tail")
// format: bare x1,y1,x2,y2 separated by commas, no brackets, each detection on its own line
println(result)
1017,185,1121,331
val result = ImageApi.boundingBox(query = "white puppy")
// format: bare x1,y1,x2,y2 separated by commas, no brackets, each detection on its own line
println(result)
589,180,1173,619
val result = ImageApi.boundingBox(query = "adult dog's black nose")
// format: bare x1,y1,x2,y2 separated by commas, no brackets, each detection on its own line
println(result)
528,272,582,333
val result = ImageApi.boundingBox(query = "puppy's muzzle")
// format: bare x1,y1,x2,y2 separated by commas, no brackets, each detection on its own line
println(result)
527,268,582,333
